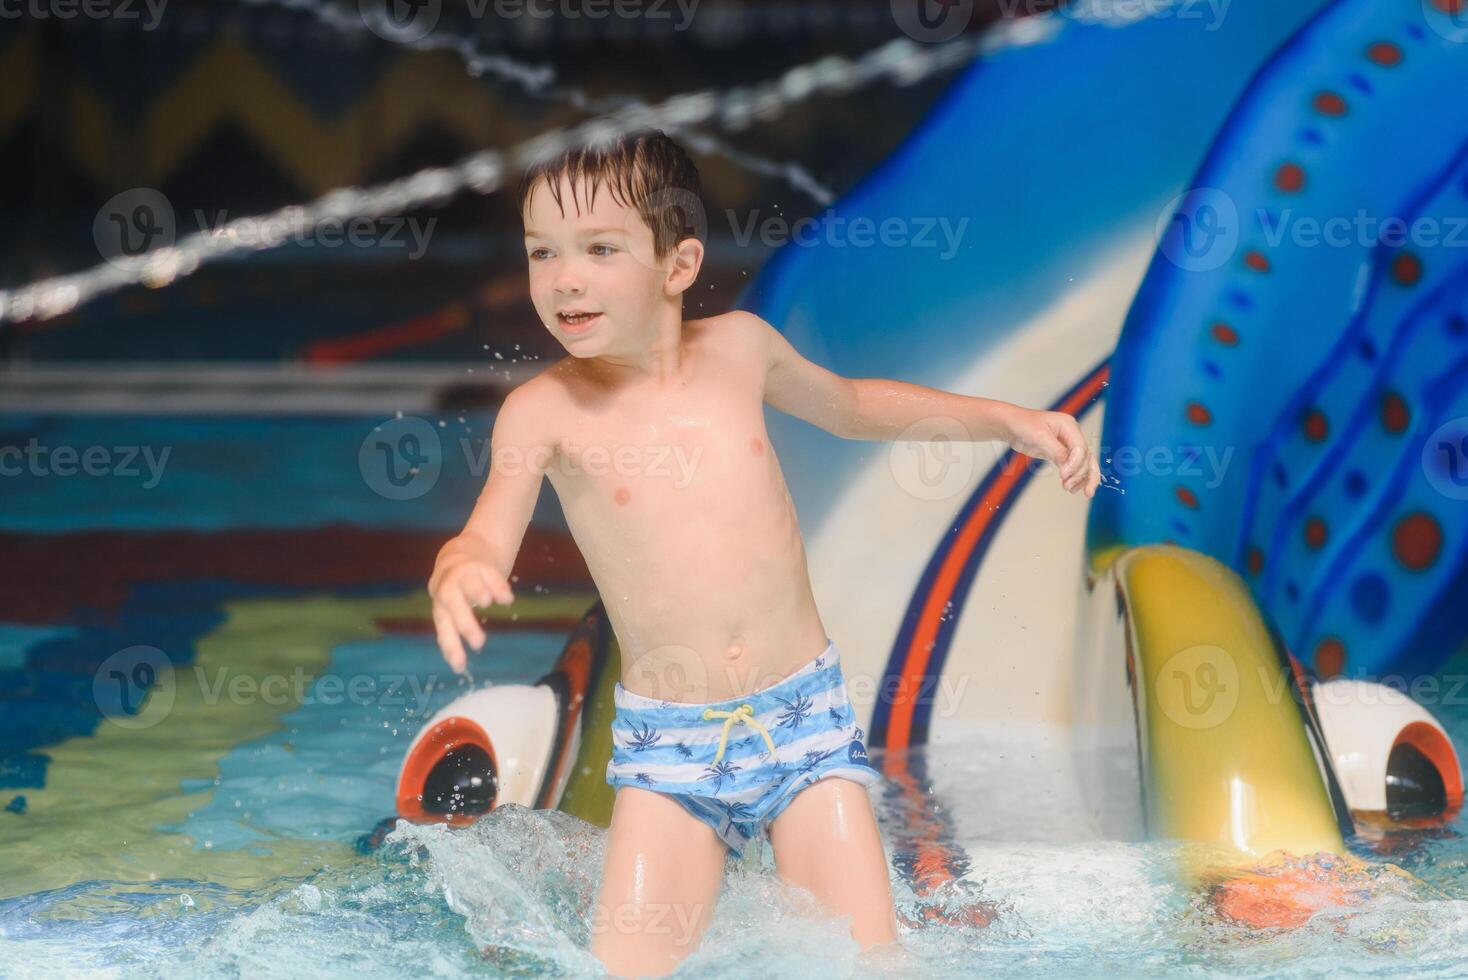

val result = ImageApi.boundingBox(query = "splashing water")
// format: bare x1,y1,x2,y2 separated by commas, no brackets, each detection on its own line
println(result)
6,719,1468,978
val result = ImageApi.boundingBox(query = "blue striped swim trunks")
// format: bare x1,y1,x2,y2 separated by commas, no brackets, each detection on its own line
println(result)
604,638,880,855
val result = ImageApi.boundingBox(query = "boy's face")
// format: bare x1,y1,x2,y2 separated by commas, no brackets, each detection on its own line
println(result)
522,174,688,359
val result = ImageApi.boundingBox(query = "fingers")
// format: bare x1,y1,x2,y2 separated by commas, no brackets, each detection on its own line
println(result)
1049,415,1080,454
446,589,486,653
460,573,491,608
1033,431,1080,490
1048,414,1102,496
433,604,468,675
1038,433,1069,470
1066,449,1098,494
477,565,515,606
427,560,512,676
1062,442,1084,485
1048,416,1086,488
433,577,486,655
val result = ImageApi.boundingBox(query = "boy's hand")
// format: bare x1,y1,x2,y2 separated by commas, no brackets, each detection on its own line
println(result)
1004,407,1101,498
428,538,515,674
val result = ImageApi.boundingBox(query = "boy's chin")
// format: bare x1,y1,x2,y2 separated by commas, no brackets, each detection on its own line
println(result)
557,338,602,358
555,326,617,357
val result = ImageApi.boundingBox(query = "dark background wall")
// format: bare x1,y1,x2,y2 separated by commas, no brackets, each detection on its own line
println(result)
0,1,1056,365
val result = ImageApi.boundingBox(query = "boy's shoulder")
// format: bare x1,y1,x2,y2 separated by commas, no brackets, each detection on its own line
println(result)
686,309,777,366
493,360,575,439
688,307,772,337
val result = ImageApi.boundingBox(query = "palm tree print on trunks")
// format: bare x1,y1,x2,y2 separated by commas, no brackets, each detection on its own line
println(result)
700,760,742,791
718,799,756,823
774,692,813,730
626,719,662,751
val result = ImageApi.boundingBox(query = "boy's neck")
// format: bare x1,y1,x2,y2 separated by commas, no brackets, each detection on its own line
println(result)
587,306,690,389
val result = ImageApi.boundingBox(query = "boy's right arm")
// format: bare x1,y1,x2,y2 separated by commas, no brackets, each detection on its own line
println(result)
429,383,556,673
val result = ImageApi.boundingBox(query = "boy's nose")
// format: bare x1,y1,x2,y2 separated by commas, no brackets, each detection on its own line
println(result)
552,266,584,294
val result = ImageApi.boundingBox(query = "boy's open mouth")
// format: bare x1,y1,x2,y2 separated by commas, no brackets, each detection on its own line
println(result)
557,311,601,334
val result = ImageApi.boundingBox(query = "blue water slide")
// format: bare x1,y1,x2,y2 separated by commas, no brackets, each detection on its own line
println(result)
1091,0,1468,677
742,1,1337,523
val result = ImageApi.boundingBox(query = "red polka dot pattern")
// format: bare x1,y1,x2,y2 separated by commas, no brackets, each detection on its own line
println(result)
1366,42,1403,67
1314,637,1346,678
1391,253,1422,286
1304,516,1328,550
1381,391,1409,433
1313,91,1347,116
1392,511,1443,571
1302,409,1329,442
1275,163,1306,193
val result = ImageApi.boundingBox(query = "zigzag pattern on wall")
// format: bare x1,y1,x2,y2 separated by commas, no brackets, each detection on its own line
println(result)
0,30,580,195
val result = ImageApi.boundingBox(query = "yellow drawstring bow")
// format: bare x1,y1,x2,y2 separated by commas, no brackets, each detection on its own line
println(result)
702,703,778,763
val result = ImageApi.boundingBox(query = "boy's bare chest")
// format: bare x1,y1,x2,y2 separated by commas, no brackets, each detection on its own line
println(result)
550,379,771,498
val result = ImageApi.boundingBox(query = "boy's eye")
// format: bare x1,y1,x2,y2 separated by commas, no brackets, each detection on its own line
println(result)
589,243,616,257
528,247,551,260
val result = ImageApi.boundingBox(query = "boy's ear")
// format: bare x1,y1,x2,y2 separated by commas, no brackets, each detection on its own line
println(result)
662,237,705,297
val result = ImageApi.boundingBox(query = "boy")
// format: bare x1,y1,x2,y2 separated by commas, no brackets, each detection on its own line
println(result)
429,131,1100,975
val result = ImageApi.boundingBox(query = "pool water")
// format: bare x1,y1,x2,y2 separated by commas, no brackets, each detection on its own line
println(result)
2,414,1467,977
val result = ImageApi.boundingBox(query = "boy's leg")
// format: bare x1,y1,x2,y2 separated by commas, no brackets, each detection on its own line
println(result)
591,786,727,977
768,777,898,948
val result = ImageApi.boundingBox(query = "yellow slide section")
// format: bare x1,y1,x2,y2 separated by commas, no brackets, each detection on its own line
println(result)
1113,545,1345,870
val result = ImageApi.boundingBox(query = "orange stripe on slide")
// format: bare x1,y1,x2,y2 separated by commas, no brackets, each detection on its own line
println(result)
883,365,1110,755
884,454,1031,753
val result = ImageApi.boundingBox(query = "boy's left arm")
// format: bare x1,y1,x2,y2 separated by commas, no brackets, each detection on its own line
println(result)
752,312,1101,498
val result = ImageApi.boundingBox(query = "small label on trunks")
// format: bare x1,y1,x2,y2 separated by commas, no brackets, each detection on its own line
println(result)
848,740,870,766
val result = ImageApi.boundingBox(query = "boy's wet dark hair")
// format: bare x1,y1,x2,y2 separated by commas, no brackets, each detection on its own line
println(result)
516,130,703,258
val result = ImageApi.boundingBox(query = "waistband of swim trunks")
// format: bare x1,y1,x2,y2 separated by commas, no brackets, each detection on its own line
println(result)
613,636,838,712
